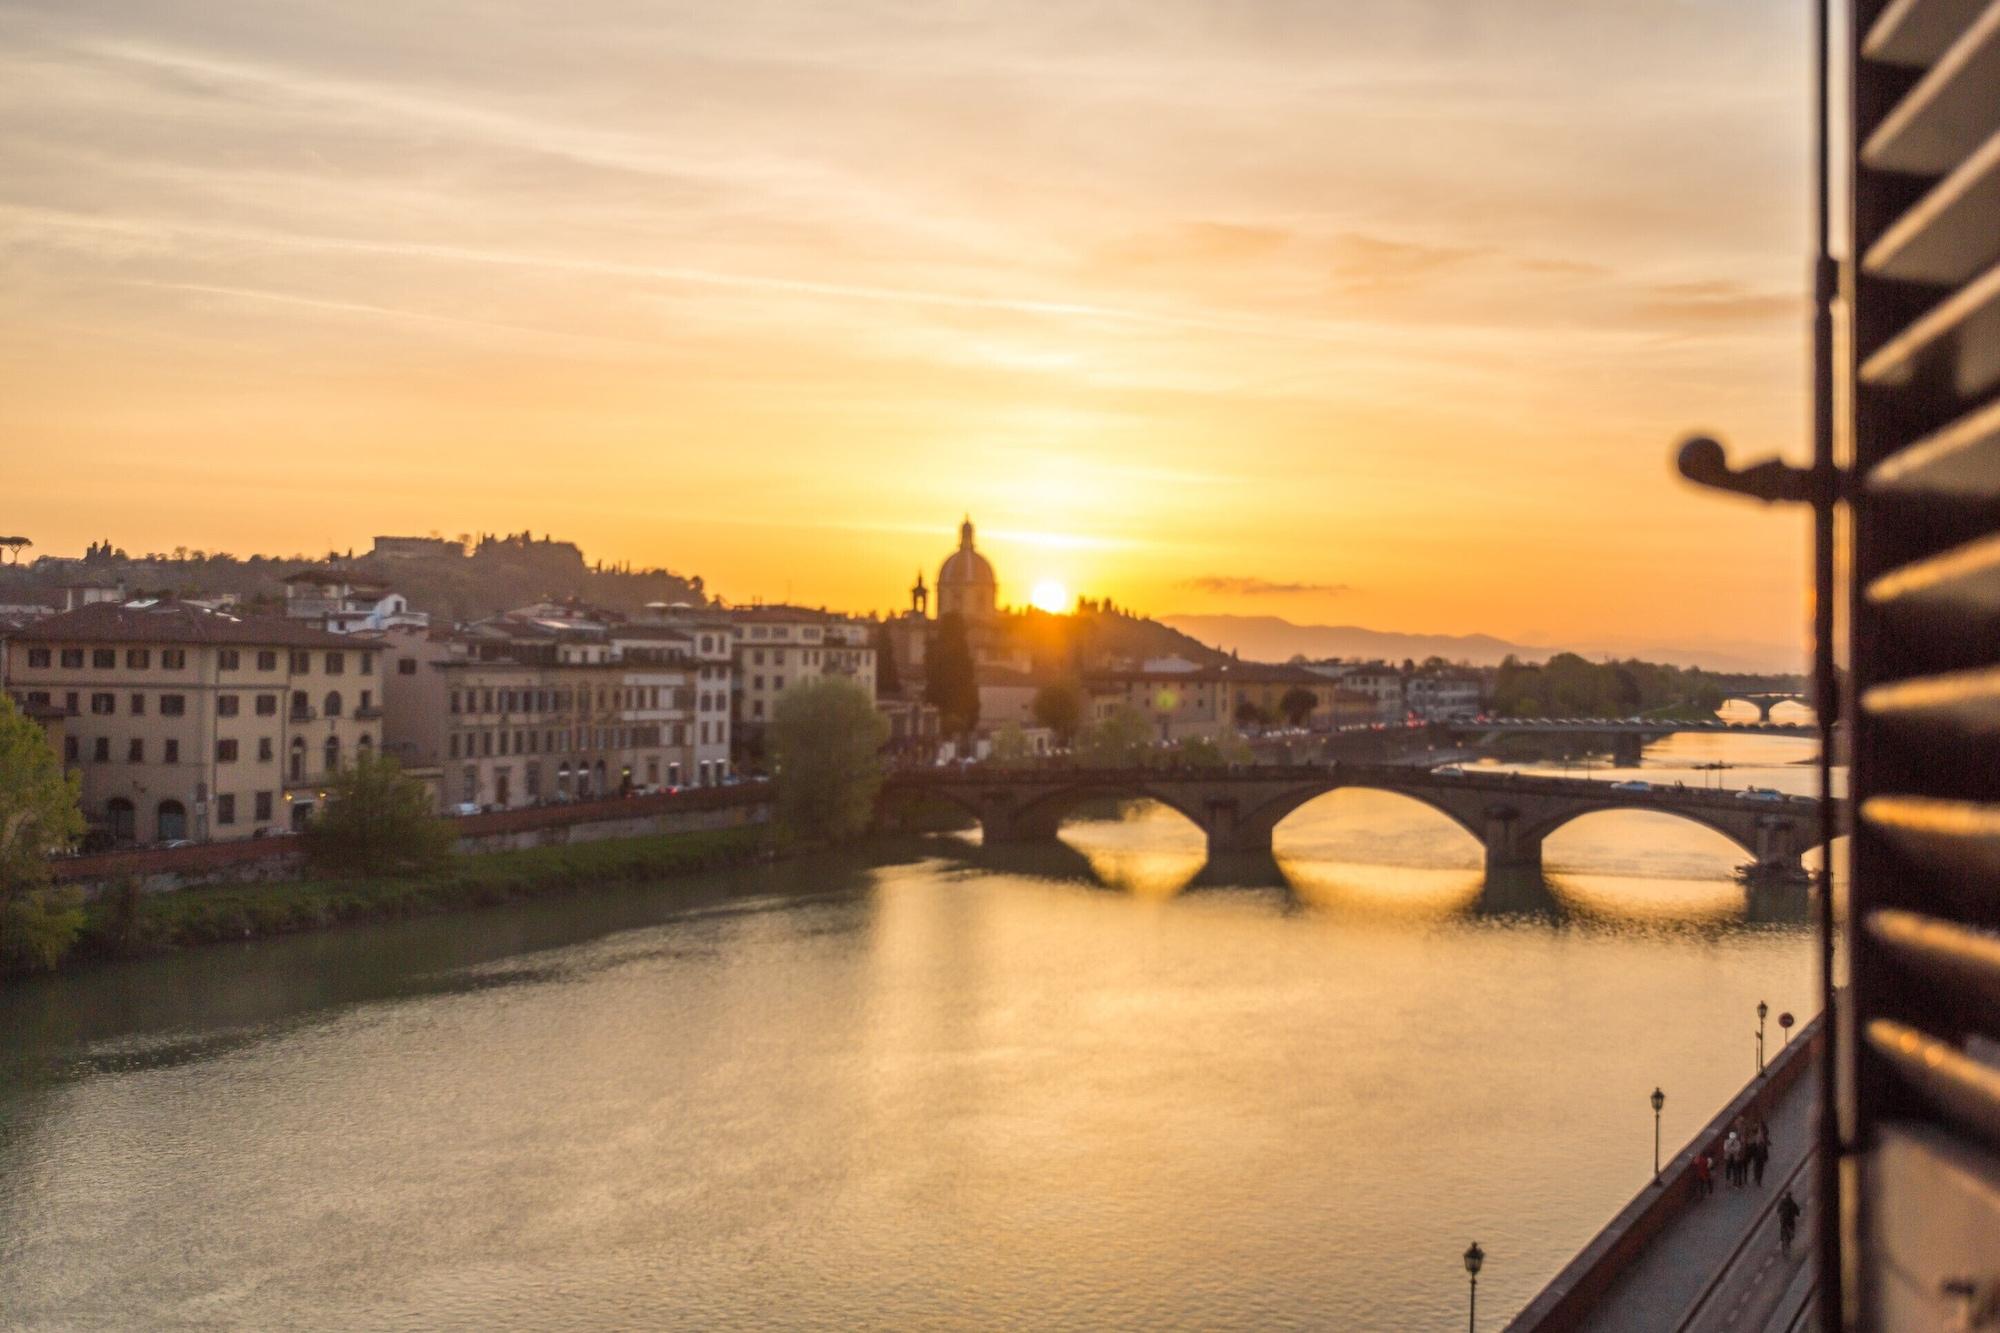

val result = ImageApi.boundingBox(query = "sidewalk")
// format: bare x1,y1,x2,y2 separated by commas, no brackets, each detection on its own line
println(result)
1575,1066,1816,1332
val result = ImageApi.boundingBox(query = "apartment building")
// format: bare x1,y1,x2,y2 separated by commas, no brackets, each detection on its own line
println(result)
282,569,429,634
726,606,876,753
1405,669,1482,720
2,600,379,843
378,606,715,810
1304,661,1407,720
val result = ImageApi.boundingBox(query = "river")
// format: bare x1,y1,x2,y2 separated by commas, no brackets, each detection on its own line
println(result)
0,729,1830,1330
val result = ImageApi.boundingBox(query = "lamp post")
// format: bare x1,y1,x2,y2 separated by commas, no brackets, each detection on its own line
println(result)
1651,1087,1666,1185
1463,1241,1484,1332
1779,1011,1795,1049
1757,1000,1769,1075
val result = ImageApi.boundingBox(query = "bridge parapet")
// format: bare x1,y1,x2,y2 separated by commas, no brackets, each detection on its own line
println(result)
879,764,1842,876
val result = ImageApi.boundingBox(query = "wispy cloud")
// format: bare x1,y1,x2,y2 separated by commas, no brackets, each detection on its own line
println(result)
1180,576,1350,596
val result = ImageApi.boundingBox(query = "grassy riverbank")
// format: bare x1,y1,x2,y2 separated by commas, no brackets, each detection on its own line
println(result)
53,825,775,972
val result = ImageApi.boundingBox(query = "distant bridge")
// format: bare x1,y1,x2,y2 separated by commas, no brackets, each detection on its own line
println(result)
881,764,1842,877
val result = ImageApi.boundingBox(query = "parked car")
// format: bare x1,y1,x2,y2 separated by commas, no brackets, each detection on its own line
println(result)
451,801,482,817
1434,766,1467,777
1735,787,1785,802
1609,780,1652,792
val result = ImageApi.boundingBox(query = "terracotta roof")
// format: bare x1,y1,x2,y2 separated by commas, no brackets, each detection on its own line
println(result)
4,600,357,648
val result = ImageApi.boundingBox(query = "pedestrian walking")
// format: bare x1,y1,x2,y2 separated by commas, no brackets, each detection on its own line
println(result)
1751,1121,1770,1187
1694,1153,1713,1198
1724,1130,1744,1187
1777,1189,1802,1255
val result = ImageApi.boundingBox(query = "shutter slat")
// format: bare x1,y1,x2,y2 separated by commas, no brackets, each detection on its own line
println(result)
1863,795,2000,881
1866,396,2000,495
1867,908,2000,1014
1862,1,2000,174
1855,256,2000,396
1864,0,2000,66
1864,127,2000,285
1864,530,2000,611
1866,1019,2000,1148
1863,669,2000,730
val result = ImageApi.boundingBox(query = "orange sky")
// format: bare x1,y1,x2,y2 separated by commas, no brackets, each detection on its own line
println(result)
0,1,1813,665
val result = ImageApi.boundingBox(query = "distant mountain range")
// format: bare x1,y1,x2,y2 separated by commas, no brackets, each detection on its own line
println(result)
1160,614,1803,675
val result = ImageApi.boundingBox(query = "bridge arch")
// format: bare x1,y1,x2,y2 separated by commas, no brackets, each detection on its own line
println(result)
1520,802,1762,863
1237,781,1487,855
1003,782,1212,843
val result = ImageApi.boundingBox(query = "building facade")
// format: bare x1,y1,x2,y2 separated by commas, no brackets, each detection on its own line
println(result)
726,605,876,755
3,600,379,842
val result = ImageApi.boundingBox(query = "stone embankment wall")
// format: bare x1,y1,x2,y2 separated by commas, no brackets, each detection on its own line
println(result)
48,784,774,898
1503,1013,1826,1332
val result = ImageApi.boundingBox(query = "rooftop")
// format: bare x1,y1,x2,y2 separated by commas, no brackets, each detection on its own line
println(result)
5,600,357,648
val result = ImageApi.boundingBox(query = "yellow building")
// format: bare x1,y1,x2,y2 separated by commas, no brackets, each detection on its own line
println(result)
3,600,379,843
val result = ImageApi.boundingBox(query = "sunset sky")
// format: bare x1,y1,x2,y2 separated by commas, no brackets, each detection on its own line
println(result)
0,0,1812,665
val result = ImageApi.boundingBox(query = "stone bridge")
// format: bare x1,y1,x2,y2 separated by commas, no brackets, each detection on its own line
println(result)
880,764,1842,877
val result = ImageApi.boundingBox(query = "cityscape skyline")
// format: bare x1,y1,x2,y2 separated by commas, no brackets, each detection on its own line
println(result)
3,0,1812,653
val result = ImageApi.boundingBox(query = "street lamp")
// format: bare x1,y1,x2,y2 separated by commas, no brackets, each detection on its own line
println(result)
1463,1241,1484,1332
1757,1000,1769,1075
1651,1087,1666,1185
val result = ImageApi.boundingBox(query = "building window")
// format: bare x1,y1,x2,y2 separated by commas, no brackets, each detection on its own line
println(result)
92,737,109,762
449,733,460,759
217,739,239,763
219,649,240,670
217,694,239,717
26,648,49,668
323,735,341,772
130,692,145,715
216,794,236,826
91,648,115,669
256,694,277,716
398,658,416,675
126,648,150,668
359,689,372,712
449,690,461,714
773,676,785,691
127,738,144,763
89,692,114,715
258,651,277,671
160,694,186,716
359,654,374,675
254,791,273,822
289,652,310,673
63,735,78,762
326,652,344,675
161,649,186,669
163,738,179,764
324,691,343,717
290,691,310,719
259,737,274,761
289,737,305,781
59,649,82,669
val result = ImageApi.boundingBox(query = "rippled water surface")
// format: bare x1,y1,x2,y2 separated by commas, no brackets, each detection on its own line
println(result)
0,734,1827,1330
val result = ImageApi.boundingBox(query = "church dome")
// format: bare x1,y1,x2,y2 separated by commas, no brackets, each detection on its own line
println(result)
937,517,998,619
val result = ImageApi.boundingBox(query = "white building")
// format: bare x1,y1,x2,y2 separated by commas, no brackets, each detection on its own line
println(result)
1305,661,1406,720
283,570,430,634
723,605,877,753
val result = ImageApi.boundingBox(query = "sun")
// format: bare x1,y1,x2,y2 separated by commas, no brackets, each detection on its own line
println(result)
1028,578,1070,614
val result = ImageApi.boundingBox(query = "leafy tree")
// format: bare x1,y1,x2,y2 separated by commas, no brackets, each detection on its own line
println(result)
1234,699,1271,729
302,753,456,875
988,722,1034,767
1279,686,1319,727
0,696,86,970
1080,703,1158,768
872,621,901,696
1031,676,1087,744
769,677,890,842
923,612,979,739
1177,729,1254,769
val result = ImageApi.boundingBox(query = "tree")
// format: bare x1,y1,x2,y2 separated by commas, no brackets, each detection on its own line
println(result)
988,722,1034,767
872,621,901,697
1234,698,1271,729
1032,676,1087,745
1279,686,1319,728
769,677,890,842
302,753,456,876
1080,703,1158,768
0,696,86,970
924,612,979,739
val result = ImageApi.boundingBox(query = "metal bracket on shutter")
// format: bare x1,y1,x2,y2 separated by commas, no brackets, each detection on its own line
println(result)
1676,435,1847,506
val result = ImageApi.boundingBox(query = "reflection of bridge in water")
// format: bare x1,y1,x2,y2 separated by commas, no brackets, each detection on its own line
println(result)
881,764,1843,879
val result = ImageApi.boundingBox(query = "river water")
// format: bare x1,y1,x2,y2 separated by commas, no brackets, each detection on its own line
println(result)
0,730,1830,1330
